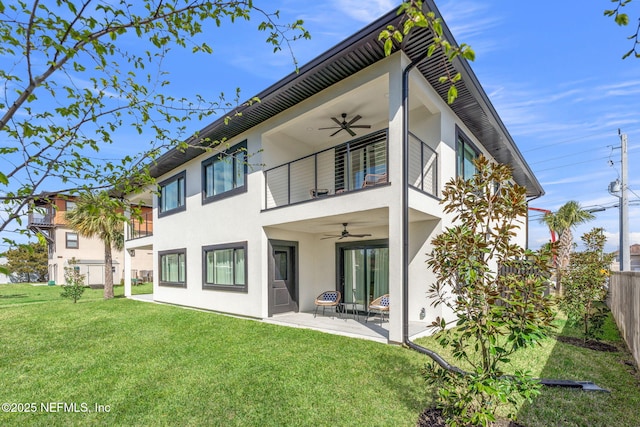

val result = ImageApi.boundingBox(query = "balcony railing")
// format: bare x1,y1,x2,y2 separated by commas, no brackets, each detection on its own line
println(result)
264,130,389,210
127,211,153,240
28,213,54,228
408,132,438,197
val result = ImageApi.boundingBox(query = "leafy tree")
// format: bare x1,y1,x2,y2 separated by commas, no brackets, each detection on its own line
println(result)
0,0,309,241
540,201,594,295
605,0,640,58
4,241,48,282
65,191,125,299
561,227,615,342
61,264,86,303
426,156,555,427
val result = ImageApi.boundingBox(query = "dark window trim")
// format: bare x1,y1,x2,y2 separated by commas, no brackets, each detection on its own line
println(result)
455,126,481,179
201,141,248,205
158,248,187,288
158,171,186,218
202,241,248,293
65,200,76,212
65,232,79,249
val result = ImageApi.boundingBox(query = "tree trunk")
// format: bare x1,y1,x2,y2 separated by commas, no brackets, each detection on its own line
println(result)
104,243,114,299
556,229,574,296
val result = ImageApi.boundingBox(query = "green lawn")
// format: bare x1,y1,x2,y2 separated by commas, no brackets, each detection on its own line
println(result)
0,285,428,426
414,312,640,427
0,282,152,306
0,284,638,426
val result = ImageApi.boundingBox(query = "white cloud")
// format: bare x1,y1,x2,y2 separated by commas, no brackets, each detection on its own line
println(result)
330,0,395,23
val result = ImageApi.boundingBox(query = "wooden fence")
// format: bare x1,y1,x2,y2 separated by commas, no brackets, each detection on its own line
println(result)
609,272,640,368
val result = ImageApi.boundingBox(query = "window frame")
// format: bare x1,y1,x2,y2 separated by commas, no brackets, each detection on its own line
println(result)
201,141,248,204
65,232,79,249
158,248,187,288
158,171,186,218
455,127,481,180
202,241,248,293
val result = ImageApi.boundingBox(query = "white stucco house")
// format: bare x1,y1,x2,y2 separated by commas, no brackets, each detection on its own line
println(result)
123,1,543,344
28,193,153,286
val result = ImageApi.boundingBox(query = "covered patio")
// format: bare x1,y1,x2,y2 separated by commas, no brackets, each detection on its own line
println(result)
263,310,432,344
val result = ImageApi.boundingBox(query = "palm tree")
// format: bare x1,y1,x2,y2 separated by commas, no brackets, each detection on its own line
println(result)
65,191,125,299
540,200,595,294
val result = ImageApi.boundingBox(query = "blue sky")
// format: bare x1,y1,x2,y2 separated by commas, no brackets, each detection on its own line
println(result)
159,0,639,253
2,1,639,253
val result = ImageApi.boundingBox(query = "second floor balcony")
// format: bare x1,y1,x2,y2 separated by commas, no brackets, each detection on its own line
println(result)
264,130,437,210
127,211,153,241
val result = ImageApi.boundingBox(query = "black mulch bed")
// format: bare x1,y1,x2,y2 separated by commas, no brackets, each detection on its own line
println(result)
556,335,619,352
417,407,526,427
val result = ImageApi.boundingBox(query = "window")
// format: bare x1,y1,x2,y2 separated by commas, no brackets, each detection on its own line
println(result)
456,128,480,180
65,200,76,211
158,171,186,217
159,249,187,287
203,242,247,292
202,141,247,203
65,232,79,249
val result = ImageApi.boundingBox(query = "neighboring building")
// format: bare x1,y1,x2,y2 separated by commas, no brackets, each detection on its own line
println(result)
28,194,153,286
123,2,543,343
611,244,640,271
0,257,9,284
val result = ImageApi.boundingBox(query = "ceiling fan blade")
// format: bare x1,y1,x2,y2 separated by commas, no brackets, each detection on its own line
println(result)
346,127,356,137
350,125,371,129
347,233,372,238
321,235,341,240
331,117,343,126
347,115,362,125
318,126,341,130
330,128,343,137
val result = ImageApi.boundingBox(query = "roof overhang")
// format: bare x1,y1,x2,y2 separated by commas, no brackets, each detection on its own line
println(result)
149,1,543,198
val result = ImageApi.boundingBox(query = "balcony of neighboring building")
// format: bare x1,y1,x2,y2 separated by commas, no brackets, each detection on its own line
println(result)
126,210,153,241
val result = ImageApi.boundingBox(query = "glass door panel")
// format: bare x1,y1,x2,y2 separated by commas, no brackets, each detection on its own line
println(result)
342,246,388,312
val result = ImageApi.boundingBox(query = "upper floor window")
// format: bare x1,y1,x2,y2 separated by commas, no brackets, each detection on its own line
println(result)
65,200,76,211
159,248,187,287
202,242,247,292
66,232,79,249
456,129,480,180
158,171,186,217
202,141,247,204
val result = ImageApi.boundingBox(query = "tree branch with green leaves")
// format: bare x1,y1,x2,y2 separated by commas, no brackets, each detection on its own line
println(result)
0,0,309,241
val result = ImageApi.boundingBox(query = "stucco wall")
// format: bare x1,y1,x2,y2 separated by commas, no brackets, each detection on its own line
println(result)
609,272,640,368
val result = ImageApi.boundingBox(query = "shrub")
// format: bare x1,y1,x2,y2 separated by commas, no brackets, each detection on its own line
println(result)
60,267,86,303
426,156,555,426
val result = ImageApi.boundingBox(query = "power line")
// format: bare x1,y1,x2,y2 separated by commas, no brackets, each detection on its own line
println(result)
533,155,610,173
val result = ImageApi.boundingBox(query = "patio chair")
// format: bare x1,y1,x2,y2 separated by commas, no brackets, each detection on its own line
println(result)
366,294,389,325
314,290,342,318
362,172,387,188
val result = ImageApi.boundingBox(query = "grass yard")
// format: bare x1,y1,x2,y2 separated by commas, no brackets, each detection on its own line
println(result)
0,284,428,426
0,282,152,306
0,284,638,426
414,312,640,427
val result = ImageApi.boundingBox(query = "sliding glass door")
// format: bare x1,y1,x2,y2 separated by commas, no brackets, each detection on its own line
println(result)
339,242,388,312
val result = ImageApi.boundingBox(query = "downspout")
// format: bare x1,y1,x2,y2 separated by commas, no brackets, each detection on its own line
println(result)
400,51,464,374
399,54,607,391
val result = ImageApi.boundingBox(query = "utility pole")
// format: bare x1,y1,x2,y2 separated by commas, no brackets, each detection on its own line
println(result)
619,130,630,271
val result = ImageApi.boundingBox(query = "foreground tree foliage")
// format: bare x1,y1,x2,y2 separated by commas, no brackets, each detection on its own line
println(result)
3,241,48,282
425,157,555,427
561,227,615,342
0,0,309,241
60,264,86,303
65,191,125,299
605,0,640,58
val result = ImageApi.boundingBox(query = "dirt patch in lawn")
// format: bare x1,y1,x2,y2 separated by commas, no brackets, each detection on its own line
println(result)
556,335,618,352
416,407,527,427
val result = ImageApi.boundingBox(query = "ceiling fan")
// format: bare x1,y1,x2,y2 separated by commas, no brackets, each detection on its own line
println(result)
322,223,372,240
319,113,371,137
